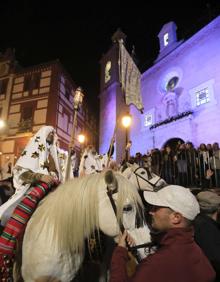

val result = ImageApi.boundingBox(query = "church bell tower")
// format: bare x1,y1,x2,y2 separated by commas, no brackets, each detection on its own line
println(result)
99,29,129,163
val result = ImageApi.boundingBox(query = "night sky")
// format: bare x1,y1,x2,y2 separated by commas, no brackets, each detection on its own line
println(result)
1,0,220,115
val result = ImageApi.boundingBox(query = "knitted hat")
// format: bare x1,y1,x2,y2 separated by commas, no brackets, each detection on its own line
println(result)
197,191,220,213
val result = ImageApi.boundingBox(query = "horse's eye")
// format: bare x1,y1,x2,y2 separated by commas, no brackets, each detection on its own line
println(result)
140,171,145,175
123,205,133,212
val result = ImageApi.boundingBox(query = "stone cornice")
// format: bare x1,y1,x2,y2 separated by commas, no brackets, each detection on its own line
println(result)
150,111,193,130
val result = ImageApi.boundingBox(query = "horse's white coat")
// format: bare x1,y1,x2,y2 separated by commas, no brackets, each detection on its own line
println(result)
20,165,166,282
20,171,145,281
122,163,166,191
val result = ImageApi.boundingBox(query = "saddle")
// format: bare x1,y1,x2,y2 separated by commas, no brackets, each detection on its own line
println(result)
0,181,57,280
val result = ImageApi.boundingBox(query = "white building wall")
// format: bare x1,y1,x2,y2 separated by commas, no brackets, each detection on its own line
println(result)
130,16,220,153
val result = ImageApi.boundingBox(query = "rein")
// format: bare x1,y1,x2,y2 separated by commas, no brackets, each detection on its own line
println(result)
129,241,155,250
106,186,125,233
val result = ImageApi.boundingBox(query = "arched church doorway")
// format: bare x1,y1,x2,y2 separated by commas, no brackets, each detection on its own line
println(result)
163,138,184,151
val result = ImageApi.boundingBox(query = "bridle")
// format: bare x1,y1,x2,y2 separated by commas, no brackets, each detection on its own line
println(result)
106,185,125,233
106,184,155,262
133,166,162,191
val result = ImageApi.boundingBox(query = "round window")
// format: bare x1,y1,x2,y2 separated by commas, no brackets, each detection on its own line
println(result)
166,76,179,91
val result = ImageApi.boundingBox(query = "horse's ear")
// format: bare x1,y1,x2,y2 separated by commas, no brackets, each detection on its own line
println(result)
121,167,132,180
128,162,138,172
126,162,132,168
104,170,118,192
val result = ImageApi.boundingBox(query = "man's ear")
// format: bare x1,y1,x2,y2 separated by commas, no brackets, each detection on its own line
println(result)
170,212,182,225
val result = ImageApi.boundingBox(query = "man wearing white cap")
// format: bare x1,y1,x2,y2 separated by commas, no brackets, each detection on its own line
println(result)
110,185,216,282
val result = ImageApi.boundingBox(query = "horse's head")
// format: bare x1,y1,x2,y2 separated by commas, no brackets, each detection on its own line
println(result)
98,170,144,238
121,163,167,192
99,170,155,261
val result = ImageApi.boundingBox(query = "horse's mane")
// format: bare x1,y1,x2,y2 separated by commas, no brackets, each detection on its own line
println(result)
30,171,143,255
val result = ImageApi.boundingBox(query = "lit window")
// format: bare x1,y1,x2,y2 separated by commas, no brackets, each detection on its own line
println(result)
105,61,111,83
144,114,152,127
196,88,210,106
164,33,169,46
189,79,216,110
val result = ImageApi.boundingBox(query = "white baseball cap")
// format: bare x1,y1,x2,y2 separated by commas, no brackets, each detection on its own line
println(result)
143,185,200,220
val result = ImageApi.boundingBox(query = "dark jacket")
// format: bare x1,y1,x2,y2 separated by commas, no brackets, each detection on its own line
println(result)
194,214,220,282
110,228,215,282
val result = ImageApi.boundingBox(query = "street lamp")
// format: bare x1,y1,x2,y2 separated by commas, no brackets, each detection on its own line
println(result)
0,119,6,129
78,133,86,159
65,87,84,181
122,114,132,129
73,87,84,110
78,134,85,144
122,113,132,161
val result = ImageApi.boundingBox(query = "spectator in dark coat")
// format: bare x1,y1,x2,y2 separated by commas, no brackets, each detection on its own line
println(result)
194,191,220,282
110,185,215,282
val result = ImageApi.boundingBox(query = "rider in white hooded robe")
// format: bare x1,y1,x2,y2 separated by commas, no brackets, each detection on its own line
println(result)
0,126,62,226
79,143,115,177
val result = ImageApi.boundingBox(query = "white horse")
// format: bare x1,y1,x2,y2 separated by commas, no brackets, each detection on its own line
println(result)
121,162,167,192
17,170,149,282
96,163,167,282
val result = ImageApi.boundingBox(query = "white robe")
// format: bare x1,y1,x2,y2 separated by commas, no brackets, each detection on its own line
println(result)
57,147,75,181
79,150,102,176
0,126,61,226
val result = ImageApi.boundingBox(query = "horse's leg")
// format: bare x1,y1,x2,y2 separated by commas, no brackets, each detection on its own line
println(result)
99,264,108,282
13,239,62,282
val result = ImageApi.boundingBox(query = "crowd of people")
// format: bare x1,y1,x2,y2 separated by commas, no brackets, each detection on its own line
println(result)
126,141,220,189
0,125,219,281
78,140,220,281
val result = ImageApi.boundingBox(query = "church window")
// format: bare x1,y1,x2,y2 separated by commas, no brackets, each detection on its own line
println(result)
105,61,111,83
164,33,169,46
196,88,210,106
189,79,216,110
144,114,153,127
166,76,179,91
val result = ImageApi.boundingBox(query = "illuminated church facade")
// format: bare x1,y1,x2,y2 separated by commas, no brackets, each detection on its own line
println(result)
99,16,220,161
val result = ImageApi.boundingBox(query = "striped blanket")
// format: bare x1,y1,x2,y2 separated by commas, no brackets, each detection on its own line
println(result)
0,181,54,280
